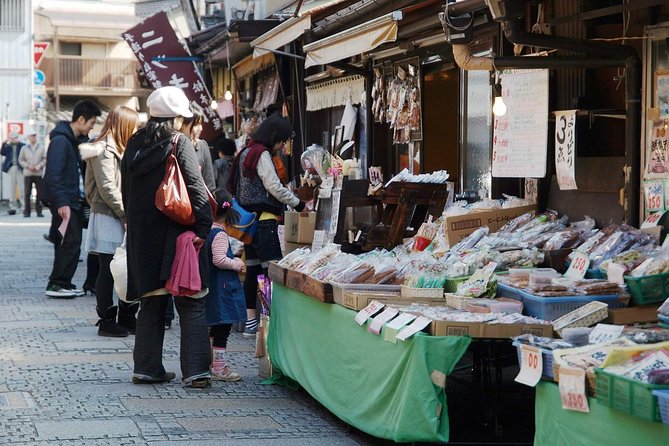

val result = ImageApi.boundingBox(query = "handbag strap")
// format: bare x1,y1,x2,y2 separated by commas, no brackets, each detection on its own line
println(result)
170,133,180,156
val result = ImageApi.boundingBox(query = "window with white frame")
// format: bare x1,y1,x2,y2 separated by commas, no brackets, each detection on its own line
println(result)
0,0,25,32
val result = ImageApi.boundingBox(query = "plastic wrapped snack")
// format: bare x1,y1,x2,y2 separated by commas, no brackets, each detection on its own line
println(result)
450,227,489,253
543,230,582,251
498,212,535,233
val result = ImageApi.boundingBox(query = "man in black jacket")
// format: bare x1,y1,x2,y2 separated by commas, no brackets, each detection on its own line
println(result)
1,131,26,215
43,100,101,298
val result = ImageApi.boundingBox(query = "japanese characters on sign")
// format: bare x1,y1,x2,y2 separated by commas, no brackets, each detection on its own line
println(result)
554,110,577,190
645,120,669,178
122,12,222,140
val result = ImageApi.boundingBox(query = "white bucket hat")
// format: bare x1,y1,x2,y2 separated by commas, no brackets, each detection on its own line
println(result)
147,86,193,118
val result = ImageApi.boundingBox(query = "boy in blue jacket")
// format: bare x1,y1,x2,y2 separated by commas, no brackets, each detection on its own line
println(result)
43,100,101,298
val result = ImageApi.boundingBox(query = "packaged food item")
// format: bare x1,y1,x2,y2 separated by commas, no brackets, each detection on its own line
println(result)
498,212,534,233
456,264,497,298
543,229,582,250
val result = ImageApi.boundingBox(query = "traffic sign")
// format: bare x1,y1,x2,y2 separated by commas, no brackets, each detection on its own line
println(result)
34,42,49,66
34,70,45,85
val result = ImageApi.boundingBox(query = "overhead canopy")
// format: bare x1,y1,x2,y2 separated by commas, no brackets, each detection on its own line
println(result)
251,14,311,58
303,11,403,68
233,52,276,80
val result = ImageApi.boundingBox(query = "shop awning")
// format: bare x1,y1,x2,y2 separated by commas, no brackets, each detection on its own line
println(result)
233,52,276,80
251,14,311,58
303,11,403,68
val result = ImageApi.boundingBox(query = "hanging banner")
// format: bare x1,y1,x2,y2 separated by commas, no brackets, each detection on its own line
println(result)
492,69,549,178
122,12,220,141
554,110,577,190
644,119,669,178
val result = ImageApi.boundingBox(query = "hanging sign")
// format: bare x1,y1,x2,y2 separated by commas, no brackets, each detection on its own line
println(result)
559,367,590,413
555,110,577,190
33,42,49,66
492,69,549,178
644,120,669,178
122,12,220,141
644,180,664,213
515,345,543,387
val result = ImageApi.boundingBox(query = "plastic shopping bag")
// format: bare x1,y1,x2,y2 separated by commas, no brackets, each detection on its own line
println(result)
110,241,128,302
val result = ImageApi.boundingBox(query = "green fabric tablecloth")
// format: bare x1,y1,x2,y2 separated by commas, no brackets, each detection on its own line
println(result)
535,381,669,445
268,284,471,443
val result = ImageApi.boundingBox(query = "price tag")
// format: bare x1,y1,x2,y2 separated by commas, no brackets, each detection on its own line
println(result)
312,230,325,253
559,367,590,413
644,181,664,212
589,323,624,345
368,307,399,335
396,316,432,341
607,262,625,285
383,312,417,343
564,251,590,279
514,345,543,387
641,210,665,229
354,300,385,326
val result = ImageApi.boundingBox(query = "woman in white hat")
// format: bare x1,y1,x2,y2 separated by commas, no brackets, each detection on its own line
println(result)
121,86,213,388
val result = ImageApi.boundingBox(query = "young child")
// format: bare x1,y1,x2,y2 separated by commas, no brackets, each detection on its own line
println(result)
205,189,248,381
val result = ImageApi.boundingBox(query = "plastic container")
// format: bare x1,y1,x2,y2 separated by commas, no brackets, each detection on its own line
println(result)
624,272,669,305
595,368,669,421
653,389,669,426
509,268,531,281
497,283,629,321
529,268,559,286
330,282,400,303
512,341,555,380
444,275,470,293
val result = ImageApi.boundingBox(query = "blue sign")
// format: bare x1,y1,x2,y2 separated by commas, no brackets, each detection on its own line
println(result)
34,70,45,85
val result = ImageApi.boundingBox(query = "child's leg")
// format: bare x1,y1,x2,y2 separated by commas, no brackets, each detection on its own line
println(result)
211,324,241,382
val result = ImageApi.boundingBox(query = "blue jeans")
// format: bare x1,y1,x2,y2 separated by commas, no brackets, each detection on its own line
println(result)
133,295,211,383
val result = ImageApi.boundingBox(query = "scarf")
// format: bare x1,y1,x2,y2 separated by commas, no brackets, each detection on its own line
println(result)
228,139,270,195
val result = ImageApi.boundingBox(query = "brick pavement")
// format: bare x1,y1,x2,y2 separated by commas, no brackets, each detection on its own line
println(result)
0,208,371,446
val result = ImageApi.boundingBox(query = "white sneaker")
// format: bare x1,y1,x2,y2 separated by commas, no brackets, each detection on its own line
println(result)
45,285,78,298
211,367,242,382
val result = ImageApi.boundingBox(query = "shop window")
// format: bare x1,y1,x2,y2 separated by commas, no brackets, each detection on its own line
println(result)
461,69,492,195
60,42,82,56
0,0,24,32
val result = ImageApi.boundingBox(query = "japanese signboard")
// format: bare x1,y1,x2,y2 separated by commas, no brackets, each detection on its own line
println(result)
554,110,577,190
122,12,221,141
492,69,549,178
644,119,669,178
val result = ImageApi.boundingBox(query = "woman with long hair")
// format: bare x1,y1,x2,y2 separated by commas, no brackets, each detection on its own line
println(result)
121,87,213,388
81,105,139,337
228,113,305,337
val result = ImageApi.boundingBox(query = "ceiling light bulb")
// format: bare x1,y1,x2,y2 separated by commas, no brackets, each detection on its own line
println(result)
493,96,507,116
210,99,218,110
224,90,233,101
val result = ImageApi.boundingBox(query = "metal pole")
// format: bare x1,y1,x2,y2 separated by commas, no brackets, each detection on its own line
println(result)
54,26,60,116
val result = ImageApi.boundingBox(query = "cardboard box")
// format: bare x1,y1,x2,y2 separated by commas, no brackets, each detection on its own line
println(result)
443,205,537,246
335,290,407,311
606,305,659,325
285,242,310,256
431,320,483,337
268,261,286,285
284,211,317,244
430,320,552,338
285,269,333,303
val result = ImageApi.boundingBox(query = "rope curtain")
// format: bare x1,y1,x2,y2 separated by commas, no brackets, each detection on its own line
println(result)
306,75,365,111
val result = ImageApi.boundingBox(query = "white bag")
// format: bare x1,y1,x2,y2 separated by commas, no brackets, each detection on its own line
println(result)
110,240,128,302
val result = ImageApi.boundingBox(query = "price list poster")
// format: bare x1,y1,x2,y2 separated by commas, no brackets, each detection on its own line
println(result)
492,69,549,178
643,119,669,217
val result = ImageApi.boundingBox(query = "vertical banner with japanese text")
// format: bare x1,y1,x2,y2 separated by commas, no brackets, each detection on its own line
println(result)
554,110,577,190
122,12,222,141
644,119,669,178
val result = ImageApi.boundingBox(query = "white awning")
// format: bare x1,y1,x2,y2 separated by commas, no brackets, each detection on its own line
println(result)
251,14,311,58
303,11,402,68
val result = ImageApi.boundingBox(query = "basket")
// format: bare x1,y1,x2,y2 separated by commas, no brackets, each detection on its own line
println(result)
653,390,669,426
595,368,669,421
496,282,525,302
624,272,669,305
512,342,555,380
330,282,400,303
586,268,608,280
445,293,474,310
444,275,470,293
552,301,609,335
400,285,444,300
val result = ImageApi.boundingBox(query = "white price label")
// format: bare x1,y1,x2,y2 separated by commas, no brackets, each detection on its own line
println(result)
559,367,590,413
368,307,399,335
589,323,624,345
354,300,385,326
641,210,665,228
565,251,590,279
514,345,543,387
312,230,326,253
396,316,432,341
645,181,664,212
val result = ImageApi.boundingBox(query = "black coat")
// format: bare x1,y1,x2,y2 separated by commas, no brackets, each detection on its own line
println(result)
42,121,87,209
121,130,212,300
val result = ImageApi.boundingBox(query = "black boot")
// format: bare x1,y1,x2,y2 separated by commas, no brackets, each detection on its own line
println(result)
96,306,128,338
118,301,139,335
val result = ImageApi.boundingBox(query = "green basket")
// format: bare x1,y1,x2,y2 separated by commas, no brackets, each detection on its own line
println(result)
444,275,470,294
624,272,669,305
595,368,669,421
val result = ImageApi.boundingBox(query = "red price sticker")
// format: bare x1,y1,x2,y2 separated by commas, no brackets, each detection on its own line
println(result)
565,251,590,279
559,367,590,413
515,345,543,387
641,210,666,229
645,181,664,212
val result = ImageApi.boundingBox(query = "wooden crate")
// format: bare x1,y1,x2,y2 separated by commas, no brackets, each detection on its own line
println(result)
268,262,286,285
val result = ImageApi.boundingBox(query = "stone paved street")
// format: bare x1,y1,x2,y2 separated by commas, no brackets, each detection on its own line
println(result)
0,209,371,445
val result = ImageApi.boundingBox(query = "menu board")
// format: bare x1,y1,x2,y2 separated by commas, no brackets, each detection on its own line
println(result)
492,69,549,178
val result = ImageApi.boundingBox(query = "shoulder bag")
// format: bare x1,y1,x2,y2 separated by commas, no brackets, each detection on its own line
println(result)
155,134,196,226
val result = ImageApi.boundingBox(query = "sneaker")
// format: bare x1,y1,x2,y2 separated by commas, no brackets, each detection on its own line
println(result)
212,367,242,382
132,372,176,384
23,214,30,218
188,377,212,388
37,213,44,218
242,326,258,338
7,209,16,215
164,320,172,330
45,284,78,299
66,284,85,297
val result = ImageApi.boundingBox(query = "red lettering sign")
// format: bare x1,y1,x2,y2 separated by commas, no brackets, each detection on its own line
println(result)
34,42,49,67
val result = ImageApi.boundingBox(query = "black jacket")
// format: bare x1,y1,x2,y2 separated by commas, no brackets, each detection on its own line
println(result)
42,121,87,209
1,141,26,173
121,130,212,300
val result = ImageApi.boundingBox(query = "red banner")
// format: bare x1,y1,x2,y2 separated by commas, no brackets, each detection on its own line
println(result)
122,12,221,141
